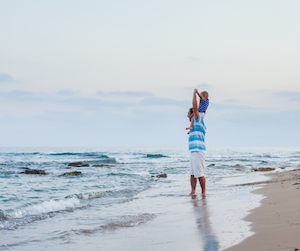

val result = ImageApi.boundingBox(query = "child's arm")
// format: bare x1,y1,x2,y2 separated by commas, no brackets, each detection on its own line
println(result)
196,90,203,101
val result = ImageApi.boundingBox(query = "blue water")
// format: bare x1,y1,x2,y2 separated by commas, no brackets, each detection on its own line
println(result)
1,147,300,250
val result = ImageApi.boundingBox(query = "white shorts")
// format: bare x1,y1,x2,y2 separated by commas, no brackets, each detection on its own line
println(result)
190,151,206,178
200,113,205,119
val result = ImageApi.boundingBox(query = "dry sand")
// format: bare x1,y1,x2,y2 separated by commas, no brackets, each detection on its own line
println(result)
225,169,300,251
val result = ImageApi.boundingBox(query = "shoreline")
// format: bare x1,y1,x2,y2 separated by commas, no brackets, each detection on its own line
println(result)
224,169,300,251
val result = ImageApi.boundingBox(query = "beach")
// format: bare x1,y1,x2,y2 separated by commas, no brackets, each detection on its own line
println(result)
1,147,300,250
225,169,300,251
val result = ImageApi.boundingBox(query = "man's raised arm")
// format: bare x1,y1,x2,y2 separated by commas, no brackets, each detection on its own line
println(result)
193,89,199,120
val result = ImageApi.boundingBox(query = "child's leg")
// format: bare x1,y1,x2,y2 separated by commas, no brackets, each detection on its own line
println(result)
186,120,193,130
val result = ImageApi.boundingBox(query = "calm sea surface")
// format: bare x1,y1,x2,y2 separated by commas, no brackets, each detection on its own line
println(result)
1,147,300,250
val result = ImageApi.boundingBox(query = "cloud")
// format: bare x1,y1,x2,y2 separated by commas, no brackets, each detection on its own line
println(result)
222,99,239,103
0,90,191,114
0,73,15,83
278,91,300,102
59,96,135,110
96,90,154,97
56,89,73,96
0,90,46,102
185,83,212,90
209,103,250,111
140,97,190,107
196,83,212,88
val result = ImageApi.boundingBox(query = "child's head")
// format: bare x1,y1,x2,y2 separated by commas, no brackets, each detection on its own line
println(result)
201,91,209,99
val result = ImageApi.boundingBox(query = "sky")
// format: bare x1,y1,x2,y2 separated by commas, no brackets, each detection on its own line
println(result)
1,0,300,147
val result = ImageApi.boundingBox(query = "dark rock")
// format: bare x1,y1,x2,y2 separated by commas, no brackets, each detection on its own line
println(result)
253,167,276,172
20,167,29,169
68,162,89,167
235,164,241,167
92,164,112,167
22,169,47,175
156,173,167,178
59,171,82,176
207,164,215,167
280,166,289,169
64,166,72,169
236,168,242,171
261,161,267,163
68,162,82,166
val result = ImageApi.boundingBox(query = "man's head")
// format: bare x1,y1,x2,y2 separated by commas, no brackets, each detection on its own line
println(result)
187,108,193,122
201,91,209,99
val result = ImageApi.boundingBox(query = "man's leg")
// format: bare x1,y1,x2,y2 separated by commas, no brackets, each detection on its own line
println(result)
190,175,197,195
199,176,206,195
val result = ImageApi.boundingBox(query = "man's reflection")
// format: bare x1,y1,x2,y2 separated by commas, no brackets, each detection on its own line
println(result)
192,196,219,251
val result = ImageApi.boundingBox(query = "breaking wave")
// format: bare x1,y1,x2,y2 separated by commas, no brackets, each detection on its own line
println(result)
0,197,80,220
145,154,167,158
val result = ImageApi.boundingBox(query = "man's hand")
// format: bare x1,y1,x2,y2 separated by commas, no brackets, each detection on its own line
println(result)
194,89,198,94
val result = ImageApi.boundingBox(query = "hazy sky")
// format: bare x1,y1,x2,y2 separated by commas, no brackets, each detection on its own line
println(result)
1,0,300,147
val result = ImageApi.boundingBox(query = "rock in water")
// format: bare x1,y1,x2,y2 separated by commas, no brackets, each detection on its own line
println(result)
156,173,167,178
68,162,89,167
207,164,215,167
253,167,276,172
22,169,47,175
68,162,82,166
280,166,288,169
59,171,82,176
92,164,113,167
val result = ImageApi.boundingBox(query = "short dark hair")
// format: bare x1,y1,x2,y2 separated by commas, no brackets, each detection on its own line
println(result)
189,108,193,122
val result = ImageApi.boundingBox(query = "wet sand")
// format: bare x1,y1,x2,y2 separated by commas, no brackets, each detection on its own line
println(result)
225,169,300,251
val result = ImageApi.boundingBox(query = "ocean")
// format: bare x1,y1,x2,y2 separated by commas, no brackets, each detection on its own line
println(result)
1,147,300,251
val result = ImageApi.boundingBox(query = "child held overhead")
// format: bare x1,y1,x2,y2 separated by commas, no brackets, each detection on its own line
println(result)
186,90,209,133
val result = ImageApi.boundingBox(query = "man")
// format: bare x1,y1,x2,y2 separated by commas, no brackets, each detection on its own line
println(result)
187,89,207,195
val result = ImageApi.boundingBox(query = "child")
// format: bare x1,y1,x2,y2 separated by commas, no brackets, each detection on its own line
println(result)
186,90,209,132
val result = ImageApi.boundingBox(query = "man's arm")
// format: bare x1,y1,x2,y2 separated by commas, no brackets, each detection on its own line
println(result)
193,89,199,120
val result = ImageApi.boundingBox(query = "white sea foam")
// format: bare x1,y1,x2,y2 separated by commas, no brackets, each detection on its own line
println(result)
6,198,80,218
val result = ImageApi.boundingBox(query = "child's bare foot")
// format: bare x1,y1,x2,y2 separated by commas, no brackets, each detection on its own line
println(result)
186,127,193,130
187,131,190,134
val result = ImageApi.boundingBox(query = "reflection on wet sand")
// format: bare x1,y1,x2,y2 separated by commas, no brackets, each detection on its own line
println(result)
192,196,220,251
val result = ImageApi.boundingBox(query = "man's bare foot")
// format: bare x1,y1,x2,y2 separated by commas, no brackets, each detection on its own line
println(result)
202,193,206,197
186,127,193,130
189,192,196,195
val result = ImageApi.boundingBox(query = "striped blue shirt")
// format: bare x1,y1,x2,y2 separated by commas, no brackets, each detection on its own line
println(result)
198,98,209,113
189,115,206,151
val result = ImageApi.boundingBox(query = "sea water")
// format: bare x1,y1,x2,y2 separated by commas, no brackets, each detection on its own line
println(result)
1,147,300,250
